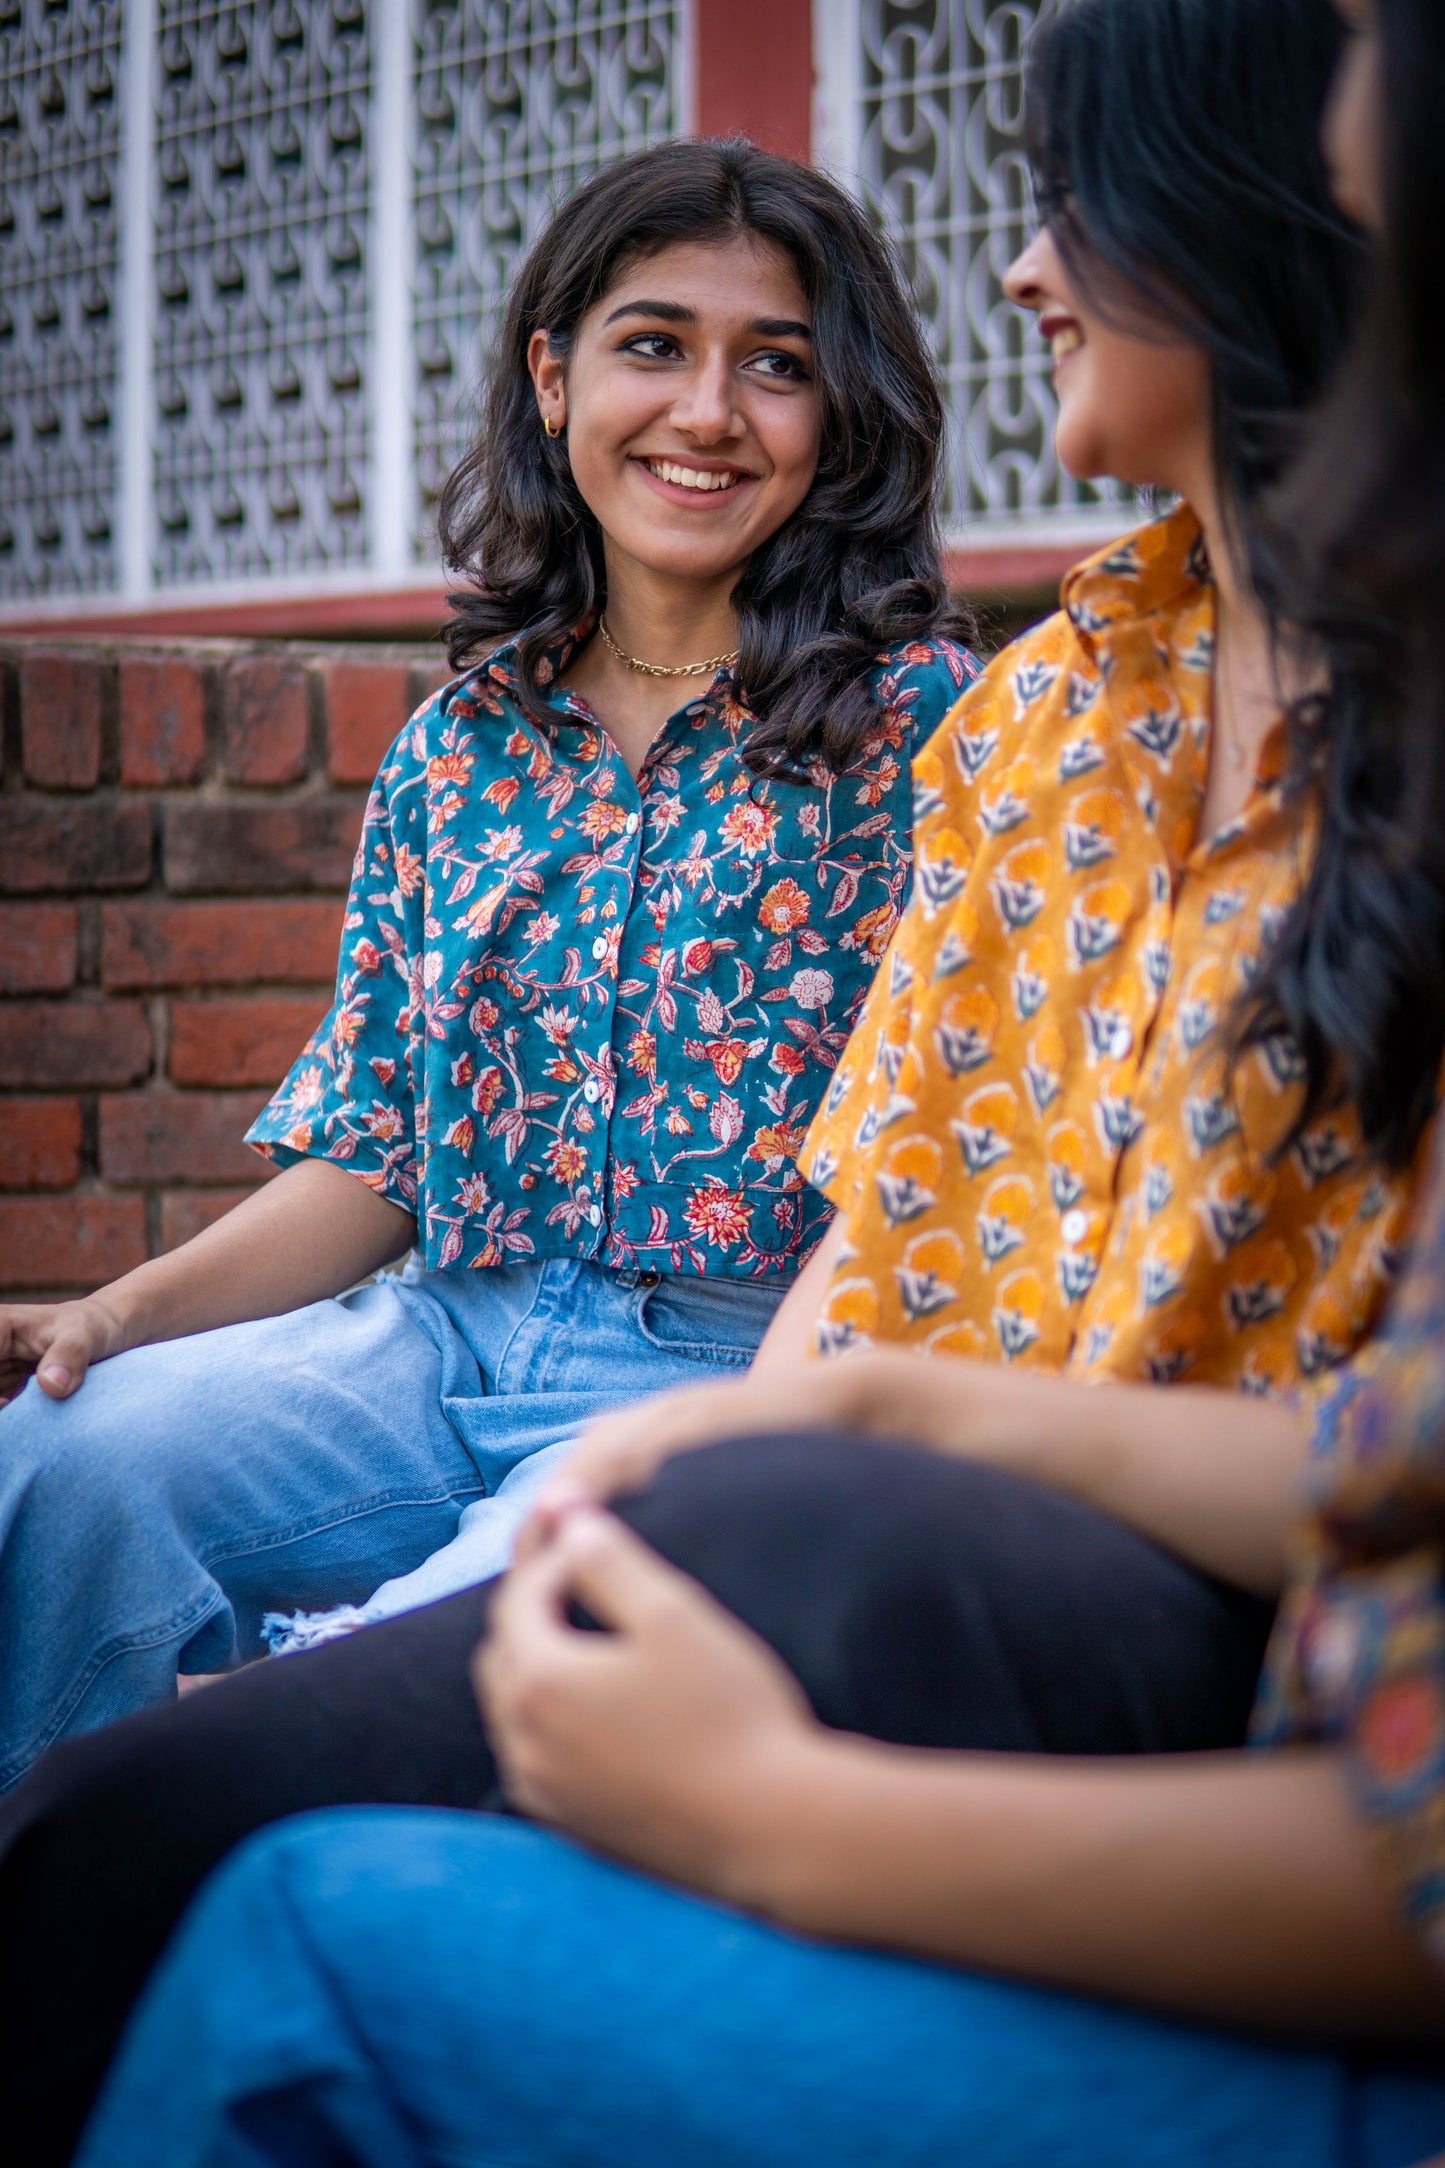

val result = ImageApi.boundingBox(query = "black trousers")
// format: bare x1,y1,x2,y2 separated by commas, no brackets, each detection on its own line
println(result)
0,1432,1274,2165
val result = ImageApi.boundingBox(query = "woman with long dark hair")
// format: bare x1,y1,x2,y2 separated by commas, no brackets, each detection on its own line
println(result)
66,20,1445,2164
0,138,977,1776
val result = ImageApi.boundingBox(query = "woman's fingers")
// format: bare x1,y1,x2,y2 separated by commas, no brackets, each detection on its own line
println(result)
541,1507,698,1636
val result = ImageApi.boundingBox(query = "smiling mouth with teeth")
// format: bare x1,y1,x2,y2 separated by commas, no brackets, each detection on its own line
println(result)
644,458,746,494
1050,325,1084,362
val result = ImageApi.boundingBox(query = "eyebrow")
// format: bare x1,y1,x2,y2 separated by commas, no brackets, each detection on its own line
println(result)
602,300,812,340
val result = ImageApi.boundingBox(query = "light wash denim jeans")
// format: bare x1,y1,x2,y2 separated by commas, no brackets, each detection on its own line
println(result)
78,1810,1445,2168
0,1261,784,1791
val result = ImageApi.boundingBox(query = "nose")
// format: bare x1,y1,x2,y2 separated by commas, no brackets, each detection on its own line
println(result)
668,349,742,444
1003,234,1046,311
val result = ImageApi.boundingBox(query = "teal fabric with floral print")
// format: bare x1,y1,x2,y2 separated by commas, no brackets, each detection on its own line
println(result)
248,633,979,1279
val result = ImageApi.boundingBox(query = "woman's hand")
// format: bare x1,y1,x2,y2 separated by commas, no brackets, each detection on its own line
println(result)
0,1295,128,1407
515,1362,866,1561
475,1508,822,1902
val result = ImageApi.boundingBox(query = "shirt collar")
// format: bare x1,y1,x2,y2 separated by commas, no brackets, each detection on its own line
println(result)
1061,501,1212,669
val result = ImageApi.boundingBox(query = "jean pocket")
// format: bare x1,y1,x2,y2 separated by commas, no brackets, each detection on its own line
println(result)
635,1275,788,1367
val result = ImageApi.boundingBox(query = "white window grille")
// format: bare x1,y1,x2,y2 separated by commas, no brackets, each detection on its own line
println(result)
0,0,685,611
814,0,1135,553
0,0,124,599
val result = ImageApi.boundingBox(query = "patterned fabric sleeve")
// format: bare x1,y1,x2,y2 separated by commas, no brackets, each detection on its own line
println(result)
245,724,424,1212
1252,1132,1445,1969
798,663,990,1219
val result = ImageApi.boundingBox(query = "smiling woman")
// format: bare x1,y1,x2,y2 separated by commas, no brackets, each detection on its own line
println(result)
440,136,968,780
0,137,978,1821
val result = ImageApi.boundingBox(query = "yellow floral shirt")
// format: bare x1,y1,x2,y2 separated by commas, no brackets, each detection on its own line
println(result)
800,508,1426,1393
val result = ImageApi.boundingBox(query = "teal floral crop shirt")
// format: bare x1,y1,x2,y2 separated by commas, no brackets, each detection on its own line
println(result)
248,630,979,1280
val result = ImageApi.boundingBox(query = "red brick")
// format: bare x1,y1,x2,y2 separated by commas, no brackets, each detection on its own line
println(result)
0,1195,147,1292
0,1098,84,1188
221,654,310,784
163,800,361,893
19,651,106,788
0,1000,152,1089
119,653,207,786
101,900,342,989
159,1186,262,1251
0,799,152,892
324,657,414,784
168,997,319,1087
0,904,79,992
99,1091,271,1185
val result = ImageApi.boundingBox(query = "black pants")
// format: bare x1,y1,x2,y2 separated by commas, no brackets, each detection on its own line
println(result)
0,1432,1274,2165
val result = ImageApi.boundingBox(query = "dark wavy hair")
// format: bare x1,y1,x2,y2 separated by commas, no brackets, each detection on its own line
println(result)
1238,0,1445,1168
1026,0,1359,575
438,137,972,779
1024,0,1443,1162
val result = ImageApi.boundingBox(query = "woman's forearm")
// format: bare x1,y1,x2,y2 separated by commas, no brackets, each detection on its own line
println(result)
95,1158,416,1351
749,1214,848,1376
829,1353,1307,1595
738,1741,1444,2038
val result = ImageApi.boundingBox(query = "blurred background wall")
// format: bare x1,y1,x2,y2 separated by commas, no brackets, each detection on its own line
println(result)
0,0,1137,642
0,1,1142,1298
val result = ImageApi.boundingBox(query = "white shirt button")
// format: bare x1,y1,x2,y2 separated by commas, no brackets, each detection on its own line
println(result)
1061,1209,1089,1246
591,936,609,960
587,1204,603,1226
583,1078,600,1102
624,812,639,835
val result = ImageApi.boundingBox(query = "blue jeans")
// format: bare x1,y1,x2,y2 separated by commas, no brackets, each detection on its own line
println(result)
0,1262,783,1789
77,1811,1445,2168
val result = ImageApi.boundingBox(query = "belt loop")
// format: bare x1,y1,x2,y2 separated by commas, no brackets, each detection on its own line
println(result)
612,1262,640,1290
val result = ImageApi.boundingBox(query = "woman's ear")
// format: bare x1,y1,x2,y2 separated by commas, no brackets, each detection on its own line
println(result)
528,329,567,436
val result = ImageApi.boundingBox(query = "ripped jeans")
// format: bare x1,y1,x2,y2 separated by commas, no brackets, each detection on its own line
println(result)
0,1258,786,1789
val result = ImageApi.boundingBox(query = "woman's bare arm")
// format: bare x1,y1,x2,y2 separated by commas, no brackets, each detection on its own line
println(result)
747,1213,848,1375
0,1158,416,1401
825,1352,1309,1595
546,1334,1307,1595
482,1511,1445,2041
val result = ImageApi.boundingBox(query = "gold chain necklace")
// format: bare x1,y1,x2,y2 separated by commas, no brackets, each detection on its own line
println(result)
598,615,737,680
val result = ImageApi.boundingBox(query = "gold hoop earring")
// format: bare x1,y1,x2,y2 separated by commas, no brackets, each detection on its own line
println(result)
544,416,564,439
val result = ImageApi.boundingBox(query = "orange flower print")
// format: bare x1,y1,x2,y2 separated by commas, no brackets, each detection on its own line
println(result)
771,1042,807,1077
627,1030,657,1079
427,750,475,790
471,1067,503,1118
581,799,629,841
684,1183,753,1248
720,802,777,856
392,843,424,896
705,1038,749,1085
993,1267,1046,1361
455,1172,491,1213
856,752,901,807
759,878,810,933
441,1115,475,1153
896,1228,964,1322
363,1102,406,1141
545,1138,589,1186
285,1065,326,1115
814,1274,881,1355
844,902,898,961
748,1120,807,1169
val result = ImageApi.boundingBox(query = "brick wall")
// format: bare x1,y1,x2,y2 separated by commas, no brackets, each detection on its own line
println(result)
0,639,446,1302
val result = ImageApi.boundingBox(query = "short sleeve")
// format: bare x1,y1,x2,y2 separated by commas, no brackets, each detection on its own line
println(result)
245,732,421,1212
